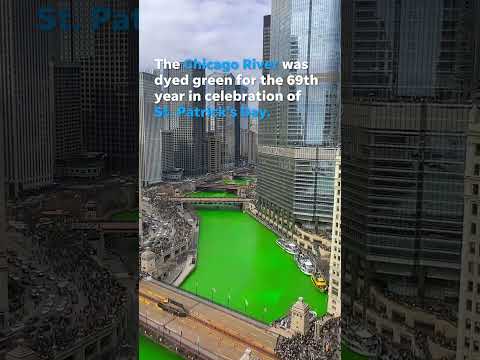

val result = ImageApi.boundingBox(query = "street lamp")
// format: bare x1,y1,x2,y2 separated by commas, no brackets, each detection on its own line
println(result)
211,287,216,302
244,298,249,314
195,281,199,296
227,293,231,307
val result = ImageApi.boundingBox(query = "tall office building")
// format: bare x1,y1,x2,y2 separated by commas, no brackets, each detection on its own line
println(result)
257,0,341,235
1,0,55,198
0,80,7,331
163,65,205,176
342,0,479,356
206,74,246,170
81,0,138,173
327,150,341,317
248,129,258,165
262,15,271,75
206,132,225,174
51,63,82,165
457,102,480,360
140,72,162,186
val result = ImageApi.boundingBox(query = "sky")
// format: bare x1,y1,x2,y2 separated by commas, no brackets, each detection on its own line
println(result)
139,0,271,71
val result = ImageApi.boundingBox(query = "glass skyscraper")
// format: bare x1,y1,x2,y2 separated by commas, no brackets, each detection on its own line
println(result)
257,0,341,235
341,0,479,357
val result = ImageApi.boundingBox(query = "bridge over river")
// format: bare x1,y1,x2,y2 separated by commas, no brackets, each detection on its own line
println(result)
139,280,279,360
171,197,252,204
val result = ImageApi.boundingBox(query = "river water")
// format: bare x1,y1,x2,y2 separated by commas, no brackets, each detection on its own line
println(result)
139,206,365,359
181,208,327,322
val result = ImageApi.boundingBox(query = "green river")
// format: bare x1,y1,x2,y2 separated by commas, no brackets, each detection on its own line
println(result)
181,208,327,322
140,206,365,360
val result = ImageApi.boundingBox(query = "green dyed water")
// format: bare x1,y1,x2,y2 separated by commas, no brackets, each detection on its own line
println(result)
185,191,237,198
342,344,369,360
180,208,327,323
223,176,253,186
139,335,183,360
111,210,139,221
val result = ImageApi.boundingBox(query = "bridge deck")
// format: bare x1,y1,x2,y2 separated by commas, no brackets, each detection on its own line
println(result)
139,280,278,360
172,197,251,203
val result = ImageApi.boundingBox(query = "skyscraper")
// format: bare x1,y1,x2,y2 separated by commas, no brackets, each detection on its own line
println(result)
328,150,341,317
457,101,480,360
51,63,82,165
80,1,139,173
140,72,162,186
1,0,55,198
0,72,7,330
162,65,205,176
342,0,479,356
206,74,246,171
262,15,271,75
257,0,341,236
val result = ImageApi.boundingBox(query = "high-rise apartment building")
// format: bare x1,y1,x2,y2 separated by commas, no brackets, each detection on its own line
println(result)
207,132,225,174
140,72,162,186
248,129,258,165
328,150,341,317
342,0,479,357
0,82,7,330
457,103,480,360
257,0,341,235
1,0,55,198
163,65,205,176
262,15,271,75
51,64,82,165
80,1,138,173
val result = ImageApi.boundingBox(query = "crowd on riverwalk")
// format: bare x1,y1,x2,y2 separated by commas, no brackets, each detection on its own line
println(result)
6,224,128,359
141,188,196,280
275,315,340,360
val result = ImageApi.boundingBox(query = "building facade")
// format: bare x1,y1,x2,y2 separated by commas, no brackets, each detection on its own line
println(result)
162,65,205,176
341,0,480,357
257,0,341,235
51,64,82,166
140,72,163,186
262,15,271,70
328,150,341,317
1,0,55,198
457,104,480,360
80,0,138,173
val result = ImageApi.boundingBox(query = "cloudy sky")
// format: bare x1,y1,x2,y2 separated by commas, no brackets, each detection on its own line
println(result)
139,0,271,71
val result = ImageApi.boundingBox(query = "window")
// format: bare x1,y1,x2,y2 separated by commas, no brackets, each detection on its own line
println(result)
472,223,477,235
468,281,474,292
476,144,480,156
475,164,480,176
467,299,472,311
473,203,478,215
474,184,479,195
